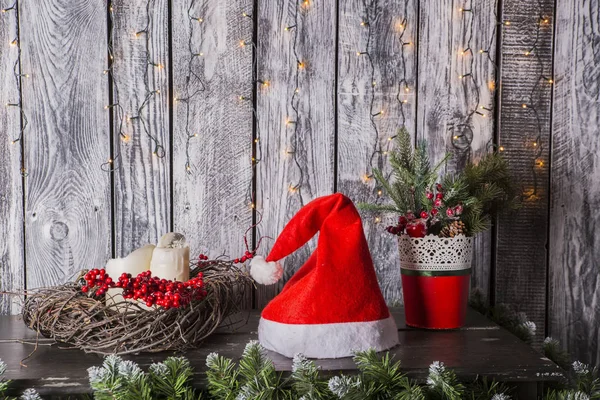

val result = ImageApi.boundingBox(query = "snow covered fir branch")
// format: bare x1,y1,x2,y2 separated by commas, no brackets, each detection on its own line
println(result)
1,338,599,400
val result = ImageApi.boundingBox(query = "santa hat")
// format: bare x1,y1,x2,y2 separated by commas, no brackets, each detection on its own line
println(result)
250,193,398,359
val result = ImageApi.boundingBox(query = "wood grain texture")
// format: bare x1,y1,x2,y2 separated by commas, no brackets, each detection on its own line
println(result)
171,0,253,304
549,0,600,367
495,0,555,346
1,309,565,396
417,0,498,299
0,0,24,314
112,0,171,257
20,0,111,289
255,0,336,308
337,0,417,304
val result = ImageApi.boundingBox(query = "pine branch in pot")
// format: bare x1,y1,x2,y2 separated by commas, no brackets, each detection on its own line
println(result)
358,128,519,329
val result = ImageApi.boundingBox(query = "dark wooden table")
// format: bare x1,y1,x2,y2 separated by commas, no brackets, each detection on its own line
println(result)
0,308,565,397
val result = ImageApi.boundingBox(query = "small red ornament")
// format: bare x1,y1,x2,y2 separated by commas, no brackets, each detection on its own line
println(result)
434,199,442,207
430,208,439,216
420,210,428,219
446,208,454,217
406,220,427,238
426,191,434,200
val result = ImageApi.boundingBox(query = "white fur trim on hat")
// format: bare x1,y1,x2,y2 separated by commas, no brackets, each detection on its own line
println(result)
250,256,283,285
258,316,399,359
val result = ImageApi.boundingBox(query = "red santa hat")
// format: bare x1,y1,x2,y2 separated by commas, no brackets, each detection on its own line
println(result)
250,193,398,359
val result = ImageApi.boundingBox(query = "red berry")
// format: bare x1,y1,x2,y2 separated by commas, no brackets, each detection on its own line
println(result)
420,211,428,219
81,286,89,293
446,208,454,217
234,258,239,263
426,191,434,200
436,192,444,200
434,199,442,207
430,208,439,216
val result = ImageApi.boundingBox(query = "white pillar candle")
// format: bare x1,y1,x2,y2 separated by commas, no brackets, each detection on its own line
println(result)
150,247,190,282
105,244,155,310
150,232,190,282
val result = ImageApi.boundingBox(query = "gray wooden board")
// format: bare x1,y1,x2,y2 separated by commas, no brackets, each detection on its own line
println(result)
171,0,253,307
19,0,112,290
112,0,171,257
337,0,418,305
255,0,337,307
0,0,25,314
416,0,498,302
495,0,555,346
549,0,600,367
0,308,564,395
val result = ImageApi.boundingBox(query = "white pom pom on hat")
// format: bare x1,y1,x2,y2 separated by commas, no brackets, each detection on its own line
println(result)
250,256,283,285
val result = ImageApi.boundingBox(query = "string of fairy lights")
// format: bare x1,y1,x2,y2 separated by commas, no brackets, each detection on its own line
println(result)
282,0,309,196
358,0,413,193
239,6,266,208
103,0,166,172
3,0,28,177
176,0,207,174
357,0,385,182
2,1,554,204
395,0,412,129
519,0,553,198
101,3,126,172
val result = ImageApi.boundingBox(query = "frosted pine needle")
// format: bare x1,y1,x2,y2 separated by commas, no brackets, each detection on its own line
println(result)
573,361,590,375
19,388,42,400
205,352,219,369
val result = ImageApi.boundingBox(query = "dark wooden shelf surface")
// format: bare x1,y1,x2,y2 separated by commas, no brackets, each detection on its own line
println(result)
0,308,565,395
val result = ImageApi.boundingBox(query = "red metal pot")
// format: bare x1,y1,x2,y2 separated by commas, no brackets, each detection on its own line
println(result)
398,234,473,329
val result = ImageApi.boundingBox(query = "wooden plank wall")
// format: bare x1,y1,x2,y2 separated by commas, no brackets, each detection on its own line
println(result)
495,0,554,345
19,0,112,289
550,0,600,367
417,0,498,299
112,0,171,257
337,0,417,304
0,0,598,367
256,0,336,307
0,0,24,315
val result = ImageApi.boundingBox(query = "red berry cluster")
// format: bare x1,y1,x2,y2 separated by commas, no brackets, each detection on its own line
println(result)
116,271,206,309
81,269,207,310
385,183,465,238
198,253,209,261
82,269,113,296
386,214,427,238
233,250,255,264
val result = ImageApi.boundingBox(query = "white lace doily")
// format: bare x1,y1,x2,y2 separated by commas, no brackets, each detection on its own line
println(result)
398,234,473,271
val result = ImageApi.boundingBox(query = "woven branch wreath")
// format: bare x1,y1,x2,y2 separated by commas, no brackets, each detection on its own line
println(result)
21,260,252,355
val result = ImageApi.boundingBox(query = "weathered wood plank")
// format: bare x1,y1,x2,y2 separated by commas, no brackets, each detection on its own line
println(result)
255,0,337,308
20,0,111,288
549,0,600,367
417,0,498,301
111,0,171,256
1,309,564,396
337,0,418,304
495,0,555,345
171,0,253,305
0,0,24,315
